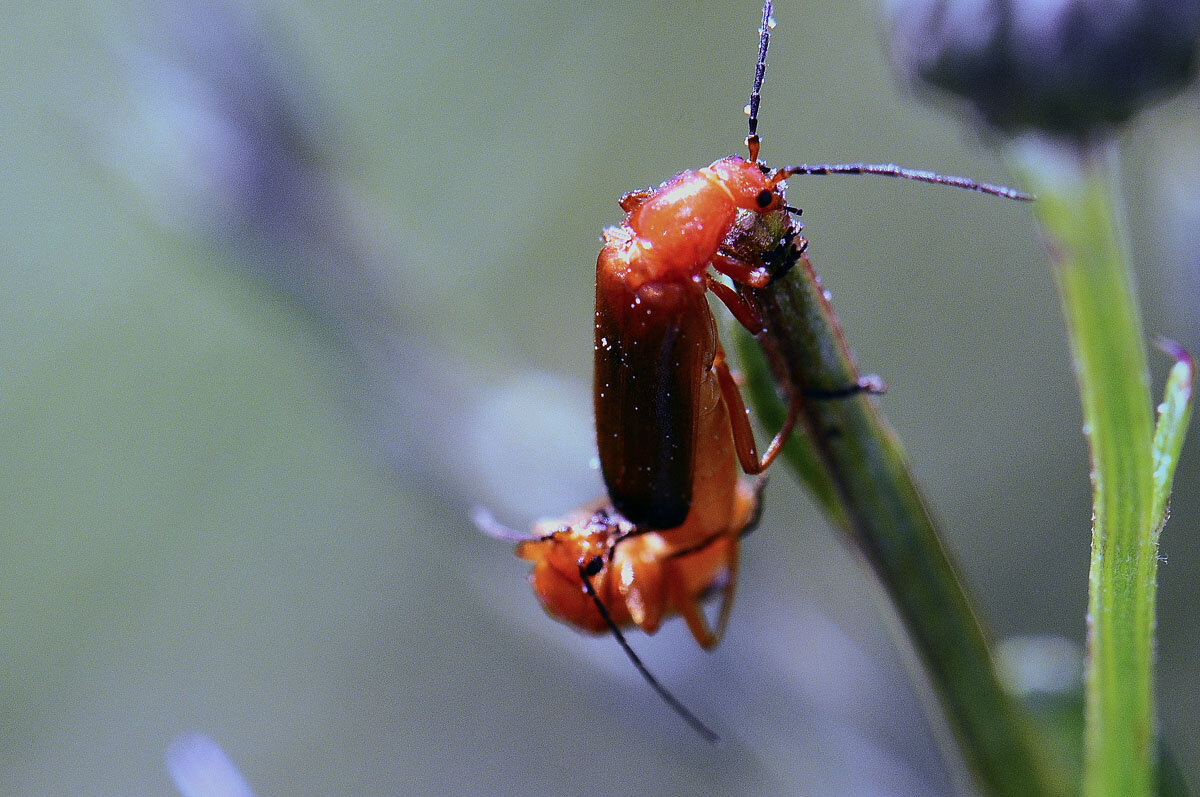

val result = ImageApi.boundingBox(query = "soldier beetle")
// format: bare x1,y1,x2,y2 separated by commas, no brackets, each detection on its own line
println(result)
480,0,1030,740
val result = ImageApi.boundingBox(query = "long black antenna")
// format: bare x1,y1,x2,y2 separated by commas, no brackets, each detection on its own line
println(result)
745,0,773,163
742,2,1030,202
774,162,1033,200
578,561,720,743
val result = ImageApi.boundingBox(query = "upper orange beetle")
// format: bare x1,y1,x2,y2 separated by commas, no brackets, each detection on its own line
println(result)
479,0,1030,739
594,156,795,532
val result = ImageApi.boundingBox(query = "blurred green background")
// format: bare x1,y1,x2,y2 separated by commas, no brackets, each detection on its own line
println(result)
3,0,1197,794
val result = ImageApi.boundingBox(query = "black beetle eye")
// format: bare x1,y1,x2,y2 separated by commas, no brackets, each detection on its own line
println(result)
755,189,773,208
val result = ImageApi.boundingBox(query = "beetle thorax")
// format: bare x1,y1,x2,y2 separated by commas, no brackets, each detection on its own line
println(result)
617,156,776,285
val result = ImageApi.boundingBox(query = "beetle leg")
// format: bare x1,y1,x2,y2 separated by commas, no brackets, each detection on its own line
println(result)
611,534,667,634
714,343,800,475
804,373,887,399
739,477,769,538
765,232,807,284
673,538,740,650
706,274,764,335
712,248,885,404
711,251,772,290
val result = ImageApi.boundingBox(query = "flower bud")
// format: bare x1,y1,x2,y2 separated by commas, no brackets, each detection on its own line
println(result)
885,0,1200,137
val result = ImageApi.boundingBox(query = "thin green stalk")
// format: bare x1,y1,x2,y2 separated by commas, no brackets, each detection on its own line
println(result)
1013,138,1192,797
731,213,1067,797
1149,341,1193,543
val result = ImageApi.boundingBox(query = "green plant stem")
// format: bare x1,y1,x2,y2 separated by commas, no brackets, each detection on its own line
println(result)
1013,138,1157,797
732,214,1066,797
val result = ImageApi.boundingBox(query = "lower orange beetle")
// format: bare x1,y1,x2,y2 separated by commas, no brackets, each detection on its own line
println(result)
479,0,1030,739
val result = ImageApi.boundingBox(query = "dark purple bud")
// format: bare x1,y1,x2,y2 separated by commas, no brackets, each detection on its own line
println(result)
885,0,1200,137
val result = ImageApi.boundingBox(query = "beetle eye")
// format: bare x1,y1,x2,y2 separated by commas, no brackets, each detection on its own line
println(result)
755,189,773,208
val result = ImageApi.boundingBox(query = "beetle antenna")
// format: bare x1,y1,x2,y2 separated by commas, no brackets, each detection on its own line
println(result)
471,506,536,542
578,560,720,743
744,0,773,163
772,163,1033,201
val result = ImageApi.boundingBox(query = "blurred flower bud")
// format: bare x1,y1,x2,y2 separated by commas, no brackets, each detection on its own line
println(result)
885,0,1200,137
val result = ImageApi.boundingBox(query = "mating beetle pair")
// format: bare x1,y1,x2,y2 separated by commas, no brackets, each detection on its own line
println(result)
478,0,1029,738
